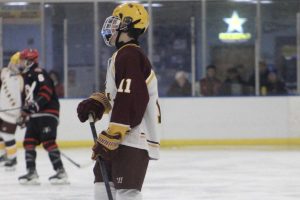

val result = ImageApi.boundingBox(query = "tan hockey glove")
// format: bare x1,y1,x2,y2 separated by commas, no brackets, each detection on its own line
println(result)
92,123,130,160
89,92,111,114
77,92,111,122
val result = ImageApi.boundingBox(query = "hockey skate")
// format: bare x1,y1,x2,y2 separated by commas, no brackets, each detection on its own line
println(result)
18,169,40,185
4,158,17,171
49,167,69,185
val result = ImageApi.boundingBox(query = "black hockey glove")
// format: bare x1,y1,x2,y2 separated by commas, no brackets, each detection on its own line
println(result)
22,101,39,114
77,98,105,122
16,112,30,129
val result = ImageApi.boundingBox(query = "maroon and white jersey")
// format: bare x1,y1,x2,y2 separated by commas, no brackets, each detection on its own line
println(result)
105,43,161,160
0,67,23,123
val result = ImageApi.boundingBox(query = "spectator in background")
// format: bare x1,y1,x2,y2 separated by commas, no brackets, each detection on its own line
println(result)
49,70,64,98
220,67,248,96
234,64,248,85
265,70,287,96
248,60,270,94
199,64,222,96
167,70,191,96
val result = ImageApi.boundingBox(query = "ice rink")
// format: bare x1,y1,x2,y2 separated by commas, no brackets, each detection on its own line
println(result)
1,147,300,200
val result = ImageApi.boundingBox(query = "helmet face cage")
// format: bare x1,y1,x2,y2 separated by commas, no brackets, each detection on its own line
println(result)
101,16,121,46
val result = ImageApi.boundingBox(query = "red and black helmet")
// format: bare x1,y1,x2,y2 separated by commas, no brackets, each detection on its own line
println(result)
20,48,39,63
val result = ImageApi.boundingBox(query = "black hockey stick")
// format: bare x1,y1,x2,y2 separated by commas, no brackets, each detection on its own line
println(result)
61,152,93,169
88,114,113,200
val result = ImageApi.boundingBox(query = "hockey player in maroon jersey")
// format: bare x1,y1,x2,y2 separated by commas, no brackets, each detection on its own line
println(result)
17,48,68,185
77,2,161,200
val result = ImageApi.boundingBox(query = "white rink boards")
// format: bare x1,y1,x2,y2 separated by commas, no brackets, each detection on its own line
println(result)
14,97,300,147
1,148,300,200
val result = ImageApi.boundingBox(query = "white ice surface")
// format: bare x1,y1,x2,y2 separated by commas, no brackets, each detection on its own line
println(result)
1,148,300,200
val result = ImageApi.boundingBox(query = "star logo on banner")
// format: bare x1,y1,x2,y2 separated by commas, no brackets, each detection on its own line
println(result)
224,11,247,33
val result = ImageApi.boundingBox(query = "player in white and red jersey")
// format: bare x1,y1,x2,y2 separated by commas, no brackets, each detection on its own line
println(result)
0,52,23,170
77,2,161,200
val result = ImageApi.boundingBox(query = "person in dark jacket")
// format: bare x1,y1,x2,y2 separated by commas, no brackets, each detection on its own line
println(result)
199,64,222,96
265,70,288,95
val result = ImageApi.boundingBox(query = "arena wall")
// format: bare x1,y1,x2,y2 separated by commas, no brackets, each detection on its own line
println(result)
15,97,300,147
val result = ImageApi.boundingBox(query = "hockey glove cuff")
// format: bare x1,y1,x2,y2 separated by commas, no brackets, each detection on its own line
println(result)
97,130,122,151
92,130,120,160
89,92,111,114
92,124,130,160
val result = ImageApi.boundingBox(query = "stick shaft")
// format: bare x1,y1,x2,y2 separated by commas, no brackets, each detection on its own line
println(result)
61,152,81,168
0,107,21,112
89,115,113,200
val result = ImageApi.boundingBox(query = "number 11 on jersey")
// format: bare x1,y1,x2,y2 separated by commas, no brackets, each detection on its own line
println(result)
117,79,132,93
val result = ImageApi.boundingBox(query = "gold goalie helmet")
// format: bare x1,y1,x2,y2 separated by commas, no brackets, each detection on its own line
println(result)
101,2,149,46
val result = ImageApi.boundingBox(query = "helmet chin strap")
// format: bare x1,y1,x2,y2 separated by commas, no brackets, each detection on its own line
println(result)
115,30,124,49
115,20,141,49
115,30,138,49
115,22,132,49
